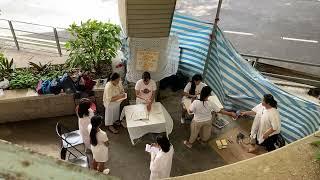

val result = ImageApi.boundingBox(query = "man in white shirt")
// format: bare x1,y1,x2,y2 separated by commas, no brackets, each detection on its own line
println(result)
135,72,157,111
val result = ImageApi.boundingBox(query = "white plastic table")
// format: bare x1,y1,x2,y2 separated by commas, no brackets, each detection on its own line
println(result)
120,102,173,145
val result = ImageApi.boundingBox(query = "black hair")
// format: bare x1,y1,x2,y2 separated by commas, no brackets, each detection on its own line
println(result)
263,94,277,108
107,72,120,82
90,115,103,146
189,74,203,95
156,134,171,153
200,86,212,106
77,98,91,118
142,72,151,82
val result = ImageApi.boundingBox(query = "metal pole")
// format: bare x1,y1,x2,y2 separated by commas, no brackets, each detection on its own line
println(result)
203,0,223,80
53,27,62,56
8,20,20,50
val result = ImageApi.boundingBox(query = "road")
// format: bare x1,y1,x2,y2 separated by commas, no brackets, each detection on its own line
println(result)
0,0,319,75
176,0,320,76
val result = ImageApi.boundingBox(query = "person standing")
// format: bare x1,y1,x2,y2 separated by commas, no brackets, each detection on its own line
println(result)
149,135,174,180
88,115,110,174
181,74,206,124
184,86,236,148
76,98,95,150
103,72,126,134
135,72,157,111
240,94,281,152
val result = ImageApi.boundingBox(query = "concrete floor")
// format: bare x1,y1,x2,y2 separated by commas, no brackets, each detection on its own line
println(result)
0,88,245,180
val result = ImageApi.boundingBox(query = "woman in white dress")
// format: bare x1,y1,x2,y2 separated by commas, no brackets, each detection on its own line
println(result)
103,72,125,134
240,94,281,152
149,135,174,180
184,86,236,148
89,115,110,174
135,72,157,111
76,98,94,150
181,74,206,124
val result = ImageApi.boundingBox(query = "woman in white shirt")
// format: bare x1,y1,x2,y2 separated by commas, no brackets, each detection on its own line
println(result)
103,72,126,134
184,86,236,148
240,94,281,152
89,115,110,174
181,74,206,124
76,98,94,150
149,135,174,180
135,72,157,111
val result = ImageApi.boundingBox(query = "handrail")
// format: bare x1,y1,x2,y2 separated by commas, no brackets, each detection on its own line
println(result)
0,18,67,30
241,53,320,67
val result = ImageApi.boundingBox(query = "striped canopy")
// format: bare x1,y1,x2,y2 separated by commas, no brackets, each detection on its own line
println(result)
170,12,320,143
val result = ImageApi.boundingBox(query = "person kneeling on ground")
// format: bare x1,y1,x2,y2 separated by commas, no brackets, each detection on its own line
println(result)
184,86,236,148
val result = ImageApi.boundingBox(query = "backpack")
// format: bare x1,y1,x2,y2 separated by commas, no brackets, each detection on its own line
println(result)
41,80,51,94
36,80,43,94
49,78,62,95
59,73,77,94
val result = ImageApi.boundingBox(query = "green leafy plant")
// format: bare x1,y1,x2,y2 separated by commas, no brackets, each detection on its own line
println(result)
0,53,14,79
65,19,121,75
311,140,320,160
29,61,51,75
9,69,39,89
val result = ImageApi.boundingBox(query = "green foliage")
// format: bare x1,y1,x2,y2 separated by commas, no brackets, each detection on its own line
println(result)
9,69,39,89
40,69,64,80
0,53,14,79
65,19,121,74
311,140,320,160
29,61,51,75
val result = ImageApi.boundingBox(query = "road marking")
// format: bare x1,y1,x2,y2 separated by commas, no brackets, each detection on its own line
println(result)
282,37,318,43
223,30,254,36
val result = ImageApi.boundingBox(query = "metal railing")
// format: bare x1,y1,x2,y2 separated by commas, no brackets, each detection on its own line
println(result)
0,18,70,56
241,53,320,86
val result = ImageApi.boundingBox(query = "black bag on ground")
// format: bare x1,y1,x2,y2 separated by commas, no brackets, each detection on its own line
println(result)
160,72,189,91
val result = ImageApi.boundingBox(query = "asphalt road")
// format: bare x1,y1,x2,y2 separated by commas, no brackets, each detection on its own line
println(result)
176,0,320,76
1,0,319,75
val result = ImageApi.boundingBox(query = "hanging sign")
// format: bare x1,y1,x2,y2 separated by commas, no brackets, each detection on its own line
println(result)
136,50,160,72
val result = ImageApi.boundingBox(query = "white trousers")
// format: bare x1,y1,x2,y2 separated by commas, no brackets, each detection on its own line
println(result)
104,101,121,126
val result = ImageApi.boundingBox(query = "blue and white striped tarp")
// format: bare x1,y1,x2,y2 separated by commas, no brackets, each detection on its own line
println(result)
170,12,320,143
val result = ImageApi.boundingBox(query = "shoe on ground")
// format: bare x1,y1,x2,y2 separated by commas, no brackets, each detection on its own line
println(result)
103,169,110,175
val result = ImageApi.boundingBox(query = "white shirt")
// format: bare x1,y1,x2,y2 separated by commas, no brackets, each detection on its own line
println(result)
253,104,281,144
88,126,109,162
189,100,221,122
135,79,157,102
150,145,174,180
183,82,206,95
78,108,94,148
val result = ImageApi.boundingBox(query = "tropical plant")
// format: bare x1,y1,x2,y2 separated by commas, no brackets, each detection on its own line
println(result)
29,61,51,75
9,69,39,89
0,53,14,79
65,19,121,75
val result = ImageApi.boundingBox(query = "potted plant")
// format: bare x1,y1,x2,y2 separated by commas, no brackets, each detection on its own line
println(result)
65,19,121,79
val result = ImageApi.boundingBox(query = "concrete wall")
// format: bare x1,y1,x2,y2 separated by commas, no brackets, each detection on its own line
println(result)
0,89,104,124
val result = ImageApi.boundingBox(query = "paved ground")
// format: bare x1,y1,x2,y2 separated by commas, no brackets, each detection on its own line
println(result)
176,0,320,76
0,89,235,180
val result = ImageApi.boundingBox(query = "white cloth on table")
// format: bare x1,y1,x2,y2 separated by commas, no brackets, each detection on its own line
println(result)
78,108,94,148
88,126,109,162
103,81,124,126
149,145,174,180
135,79,157,103
120,102,173,144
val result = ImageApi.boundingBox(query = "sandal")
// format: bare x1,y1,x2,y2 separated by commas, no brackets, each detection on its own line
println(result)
183,140,192,148
108,126,119,134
